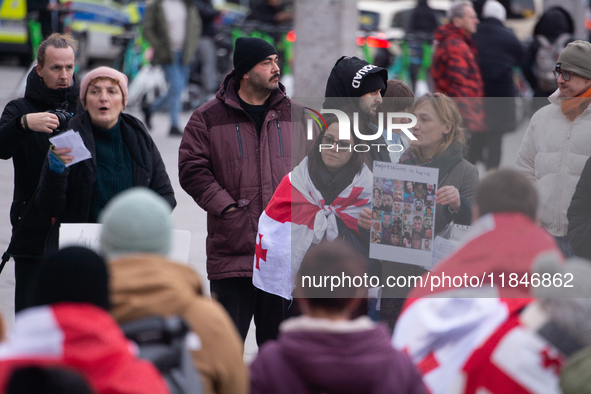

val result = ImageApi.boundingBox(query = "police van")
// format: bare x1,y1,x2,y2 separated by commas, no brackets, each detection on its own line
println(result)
0,0,144,67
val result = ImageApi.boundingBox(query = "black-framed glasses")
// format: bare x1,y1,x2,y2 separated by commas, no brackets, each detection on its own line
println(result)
321,136,351,150
553,70,575,81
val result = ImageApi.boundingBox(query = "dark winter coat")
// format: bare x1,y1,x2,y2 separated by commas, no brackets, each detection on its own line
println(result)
143,0,202,65
195,0,220,37
178,71,309,280
567,156,591,259
431,24,486,133
35,112,176,254
0,69,79,256
250,317,428,394
523,7,574,97
473,17,525,134
408,0,439,35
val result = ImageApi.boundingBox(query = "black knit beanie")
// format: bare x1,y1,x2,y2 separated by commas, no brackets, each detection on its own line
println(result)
7,366,95,394
31,246,110,311
233,37,279,79
358,73,387,97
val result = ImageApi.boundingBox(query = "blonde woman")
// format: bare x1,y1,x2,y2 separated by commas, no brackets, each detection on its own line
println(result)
400,92,479,234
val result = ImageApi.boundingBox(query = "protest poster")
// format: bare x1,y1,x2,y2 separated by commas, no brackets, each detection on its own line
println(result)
59,223,192,264
370,161,438,268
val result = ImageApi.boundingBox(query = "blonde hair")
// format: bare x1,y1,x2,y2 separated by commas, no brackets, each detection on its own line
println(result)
411,92,466,162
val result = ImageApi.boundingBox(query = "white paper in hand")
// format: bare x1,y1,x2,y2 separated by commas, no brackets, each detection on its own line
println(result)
49,129,92,167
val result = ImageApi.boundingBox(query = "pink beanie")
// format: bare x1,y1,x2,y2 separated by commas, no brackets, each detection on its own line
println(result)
80,66,129,109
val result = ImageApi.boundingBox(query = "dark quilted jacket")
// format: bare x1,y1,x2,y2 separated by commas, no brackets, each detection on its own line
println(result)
431,24,486,133
178,71,309,280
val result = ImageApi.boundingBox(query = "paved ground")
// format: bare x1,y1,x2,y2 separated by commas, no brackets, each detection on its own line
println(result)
0,63,528,362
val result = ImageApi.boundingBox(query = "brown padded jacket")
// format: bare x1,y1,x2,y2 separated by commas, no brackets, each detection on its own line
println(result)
178,71,309,280
109,255,248,394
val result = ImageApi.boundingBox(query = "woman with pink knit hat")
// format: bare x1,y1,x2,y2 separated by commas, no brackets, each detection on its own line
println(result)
35,66,176,254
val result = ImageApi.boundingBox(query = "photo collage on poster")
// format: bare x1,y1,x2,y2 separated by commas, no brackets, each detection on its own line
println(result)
370,178,436,251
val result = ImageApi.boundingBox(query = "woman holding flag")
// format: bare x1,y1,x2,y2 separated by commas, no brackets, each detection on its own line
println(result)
252,109,374,301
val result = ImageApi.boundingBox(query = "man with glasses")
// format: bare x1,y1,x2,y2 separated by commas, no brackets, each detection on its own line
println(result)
516,40,591,257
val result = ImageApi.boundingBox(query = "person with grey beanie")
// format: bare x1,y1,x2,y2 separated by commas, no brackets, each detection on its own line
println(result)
517,40,591,258
178,34,310,347
99,187,249,394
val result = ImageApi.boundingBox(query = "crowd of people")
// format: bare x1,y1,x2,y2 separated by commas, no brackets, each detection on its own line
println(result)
2,0,591,392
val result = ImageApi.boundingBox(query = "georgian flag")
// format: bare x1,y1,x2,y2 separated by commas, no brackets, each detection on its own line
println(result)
253,157,372,300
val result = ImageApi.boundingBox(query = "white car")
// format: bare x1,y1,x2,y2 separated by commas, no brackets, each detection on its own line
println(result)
358,0,451,42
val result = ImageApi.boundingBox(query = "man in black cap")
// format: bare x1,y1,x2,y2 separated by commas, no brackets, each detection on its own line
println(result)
323,56,390,163
179,37,309,346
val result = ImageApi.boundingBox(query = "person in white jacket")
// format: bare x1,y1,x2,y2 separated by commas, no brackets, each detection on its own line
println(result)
516,40,591,257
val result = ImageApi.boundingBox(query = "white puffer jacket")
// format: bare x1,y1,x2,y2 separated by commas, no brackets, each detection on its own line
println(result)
516,90,591,237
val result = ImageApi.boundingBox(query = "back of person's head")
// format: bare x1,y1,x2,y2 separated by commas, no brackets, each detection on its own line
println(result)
529,254,591,394
7,366,95,394
99,187,173,260
379,80,414,113
534,7,574,40
31,246,110,311
482,0,506,22
37,33,78,68
476,169,537,220
295,241,365,315
411,92,466,159
533,254,591,346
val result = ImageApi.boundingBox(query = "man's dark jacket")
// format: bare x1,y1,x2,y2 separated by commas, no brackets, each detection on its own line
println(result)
35,111,176,254
0,69,79,256
473,17,524,134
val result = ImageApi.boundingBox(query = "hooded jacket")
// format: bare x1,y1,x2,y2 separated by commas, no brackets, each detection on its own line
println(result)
109,255,248,394
250,316,427,394
323,56,391,163
431,24,486,133
473,17,524,134
178,71,309,280
35,111,176,254
516,90,591,237
0,69,79,256
0,303,170,394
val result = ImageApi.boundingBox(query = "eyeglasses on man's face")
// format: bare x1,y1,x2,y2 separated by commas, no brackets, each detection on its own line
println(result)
553,70,575,81
322,135,351,150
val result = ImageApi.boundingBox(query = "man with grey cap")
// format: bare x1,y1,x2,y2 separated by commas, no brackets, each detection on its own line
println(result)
516,40,591,257
178,37,309,345
99,187,249,394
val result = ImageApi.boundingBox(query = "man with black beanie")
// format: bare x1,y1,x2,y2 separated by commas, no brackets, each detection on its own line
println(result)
323,56,390,164
179,37,309,346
